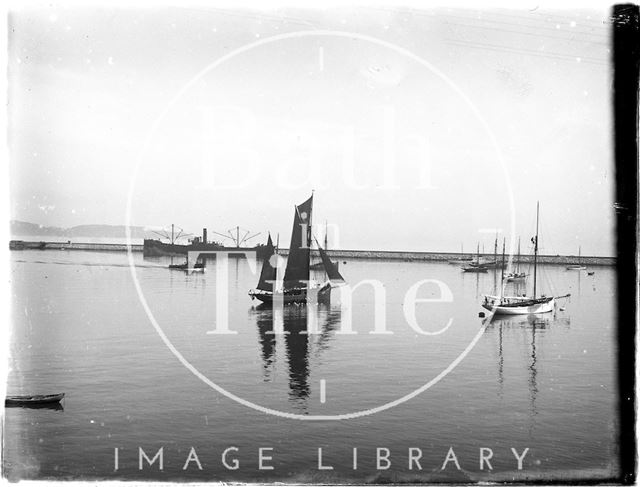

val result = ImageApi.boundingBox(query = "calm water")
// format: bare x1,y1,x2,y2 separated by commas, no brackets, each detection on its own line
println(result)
5,250,619,482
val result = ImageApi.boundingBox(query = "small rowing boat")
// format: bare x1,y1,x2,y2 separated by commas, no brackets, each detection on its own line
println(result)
168,261,204,271
5,393,65,406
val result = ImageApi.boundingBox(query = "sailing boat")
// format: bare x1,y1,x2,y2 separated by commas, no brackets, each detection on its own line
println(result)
482,202,569,315
462,242,488,272
248,195,345,304
566,246,587,271
505,237,527,281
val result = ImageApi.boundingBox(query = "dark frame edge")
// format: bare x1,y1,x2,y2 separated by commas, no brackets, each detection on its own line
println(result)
613,3,639,485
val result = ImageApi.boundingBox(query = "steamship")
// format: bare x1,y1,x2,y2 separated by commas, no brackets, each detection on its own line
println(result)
143,227,271,259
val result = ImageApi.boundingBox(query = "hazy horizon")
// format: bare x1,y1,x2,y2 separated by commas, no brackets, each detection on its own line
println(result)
9,5,615,256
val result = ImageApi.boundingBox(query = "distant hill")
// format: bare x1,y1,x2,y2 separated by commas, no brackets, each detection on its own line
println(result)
10,220,160,239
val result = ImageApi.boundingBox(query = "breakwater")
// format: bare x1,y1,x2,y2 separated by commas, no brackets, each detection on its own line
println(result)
9,240,616,266
9,240,144,252
316,249,616,266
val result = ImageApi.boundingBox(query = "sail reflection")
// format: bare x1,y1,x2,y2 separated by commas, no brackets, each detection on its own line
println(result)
249,301,342,410
255,310,277,382
311,306,342,359
283,307,311,407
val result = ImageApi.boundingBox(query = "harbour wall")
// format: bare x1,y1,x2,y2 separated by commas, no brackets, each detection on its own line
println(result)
9,240,616,266
10,240,144,252
315,249,616,266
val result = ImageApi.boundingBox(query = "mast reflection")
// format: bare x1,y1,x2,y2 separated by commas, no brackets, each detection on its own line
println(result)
498,319,504,396
484,313,553,436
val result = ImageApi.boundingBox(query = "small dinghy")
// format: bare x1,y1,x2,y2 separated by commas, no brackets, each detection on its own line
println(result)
5,393,65,406
168,261,204,271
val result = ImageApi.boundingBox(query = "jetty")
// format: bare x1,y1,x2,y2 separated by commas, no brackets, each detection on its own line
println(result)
9,240,616,266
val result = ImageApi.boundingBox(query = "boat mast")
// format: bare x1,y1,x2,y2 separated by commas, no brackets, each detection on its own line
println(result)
308,192,314,251
500,237,506,291
171,224,175,245
533,202,539,299
476,242,480,264
494,233,497,264
324,220,328,250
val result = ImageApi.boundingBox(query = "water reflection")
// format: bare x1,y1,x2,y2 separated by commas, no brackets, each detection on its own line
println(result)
5,402,64,411
254,310,277,382
249,302,342,411
311,306,342,359
497,318,504,396
282,308,310,409
485,313,555,436
461,270,483,299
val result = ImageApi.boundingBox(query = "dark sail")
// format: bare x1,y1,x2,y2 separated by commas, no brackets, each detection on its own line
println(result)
256,234,277,291
317,243,345,283
283,195,313,289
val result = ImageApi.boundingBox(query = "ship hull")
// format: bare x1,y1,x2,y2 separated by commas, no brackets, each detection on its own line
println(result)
462,266,488,273
250,282,332,305
482,296,555,315
143,239,269,259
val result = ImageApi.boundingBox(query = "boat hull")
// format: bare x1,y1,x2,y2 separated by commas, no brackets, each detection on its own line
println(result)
566,265,586,271
143,239,270,259
505,273,527,281
168,262,205,272
462,266,488,273
482,296,555,315
250,283,332,305
480,261,507,269
5,393,65,406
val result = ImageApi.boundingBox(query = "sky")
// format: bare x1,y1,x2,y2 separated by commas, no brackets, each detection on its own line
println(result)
8,4,615,256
